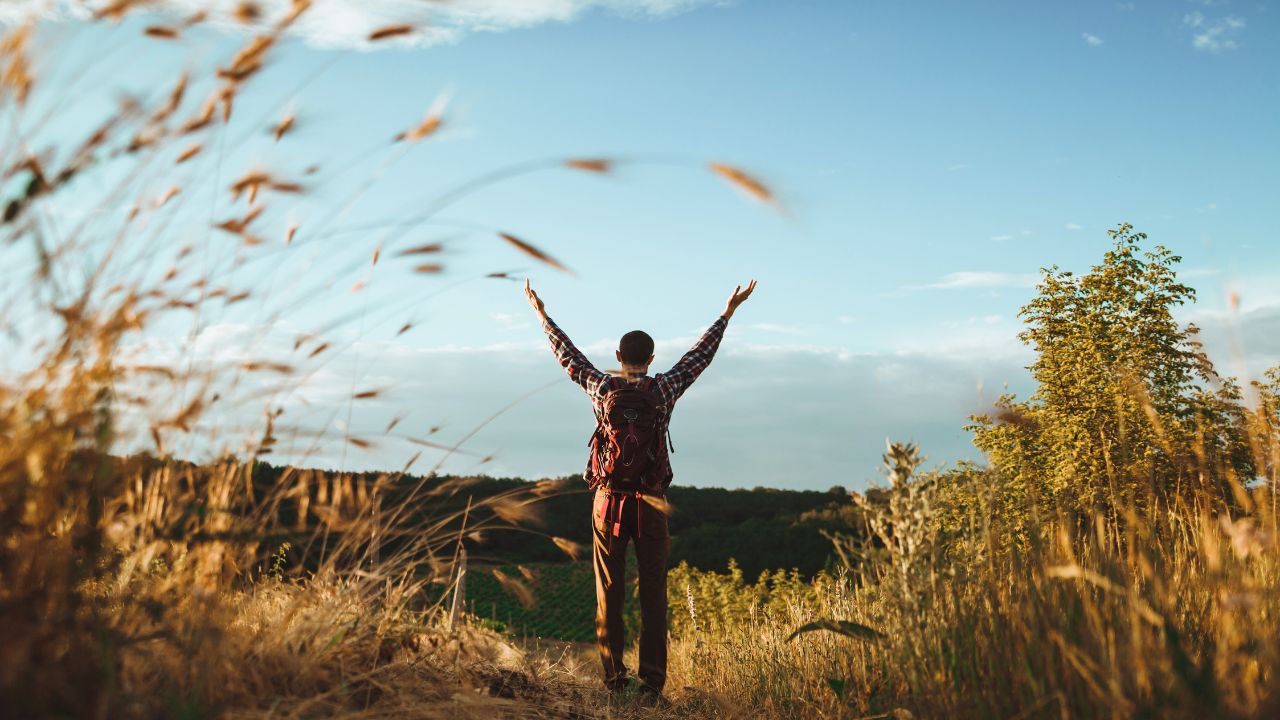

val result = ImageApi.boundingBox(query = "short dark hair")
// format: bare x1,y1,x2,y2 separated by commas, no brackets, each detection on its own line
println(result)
618,330,654,365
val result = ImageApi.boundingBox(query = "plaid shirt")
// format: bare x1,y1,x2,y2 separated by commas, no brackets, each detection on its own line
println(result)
540,314,729,486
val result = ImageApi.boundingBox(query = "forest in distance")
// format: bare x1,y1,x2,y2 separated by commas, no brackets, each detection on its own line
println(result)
128,458,867,580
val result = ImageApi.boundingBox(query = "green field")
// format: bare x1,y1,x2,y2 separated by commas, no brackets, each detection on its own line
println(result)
465,561,640,643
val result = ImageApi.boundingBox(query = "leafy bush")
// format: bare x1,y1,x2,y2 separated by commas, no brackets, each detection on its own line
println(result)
668,559,824,639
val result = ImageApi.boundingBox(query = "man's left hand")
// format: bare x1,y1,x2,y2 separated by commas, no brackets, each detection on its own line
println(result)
525,279,547,320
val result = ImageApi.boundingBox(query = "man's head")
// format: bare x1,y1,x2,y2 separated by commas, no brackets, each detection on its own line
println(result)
616,330,655,372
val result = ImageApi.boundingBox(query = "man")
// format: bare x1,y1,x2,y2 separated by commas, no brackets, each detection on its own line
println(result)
524,278,757,703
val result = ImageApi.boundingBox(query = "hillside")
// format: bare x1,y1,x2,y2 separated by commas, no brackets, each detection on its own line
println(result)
242,464,864,580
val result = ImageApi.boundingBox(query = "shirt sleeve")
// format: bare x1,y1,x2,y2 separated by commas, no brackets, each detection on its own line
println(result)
656,315,728,403
540,314,610,397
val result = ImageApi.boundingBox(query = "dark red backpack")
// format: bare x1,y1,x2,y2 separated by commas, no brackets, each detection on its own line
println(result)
588,379,668,492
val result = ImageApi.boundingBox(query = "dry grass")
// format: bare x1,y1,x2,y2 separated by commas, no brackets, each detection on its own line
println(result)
0,5,782,718
664,438,1280,719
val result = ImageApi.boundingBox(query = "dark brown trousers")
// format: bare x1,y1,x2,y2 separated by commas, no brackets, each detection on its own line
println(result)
591,488,670,692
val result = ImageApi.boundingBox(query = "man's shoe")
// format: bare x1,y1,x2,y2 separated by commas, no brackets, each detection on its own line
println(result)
637,683,670,708
605,676,638,700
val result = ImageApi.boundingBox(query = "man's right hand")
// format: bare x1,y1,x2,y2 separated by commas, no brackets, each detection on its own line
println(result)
525,279,547,320
722,279,757,320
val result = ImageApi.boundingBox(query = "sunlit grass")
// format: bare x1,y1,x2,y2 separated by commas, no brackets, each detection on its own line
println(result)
0,4,775,718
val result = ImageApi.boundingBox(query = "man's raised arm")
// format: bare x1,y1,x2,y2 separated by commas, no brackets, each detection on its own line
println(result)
659,280,756,400
526,280,609,396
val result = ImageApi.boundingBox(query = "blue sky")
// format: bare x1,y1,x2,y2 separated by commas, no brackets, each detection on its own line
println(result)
5,0,1278,490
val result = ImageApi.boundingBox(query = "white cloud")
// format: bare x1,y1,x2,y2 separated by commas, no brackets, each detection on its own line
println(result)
743,322,809,335
1179,266,1222,279
990,234,1014,242
1183,303,1280,382
0,0,721,49
1065,222,1084,230
368,339,1034,487
491,312,529,330
889,314,1028,362
114,320,1038,488
1082,32,1104,46
101,308,1041,489
912,271,1040,291
1183,11,1246,52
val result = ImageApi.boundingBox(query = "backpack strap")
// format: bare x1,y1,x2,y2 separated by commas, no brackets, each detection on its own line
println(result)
636,490,645,539
620,414,640,468
602,488,649,541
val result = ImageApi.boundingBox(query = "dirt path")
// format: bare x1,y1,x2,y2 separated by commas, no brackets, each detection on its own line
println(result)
490,636,735,718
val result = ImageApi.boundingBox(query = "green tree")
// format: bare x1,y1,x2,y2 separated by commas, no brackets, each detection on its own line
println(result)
1249,367,1280,491
972,224,1253,524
